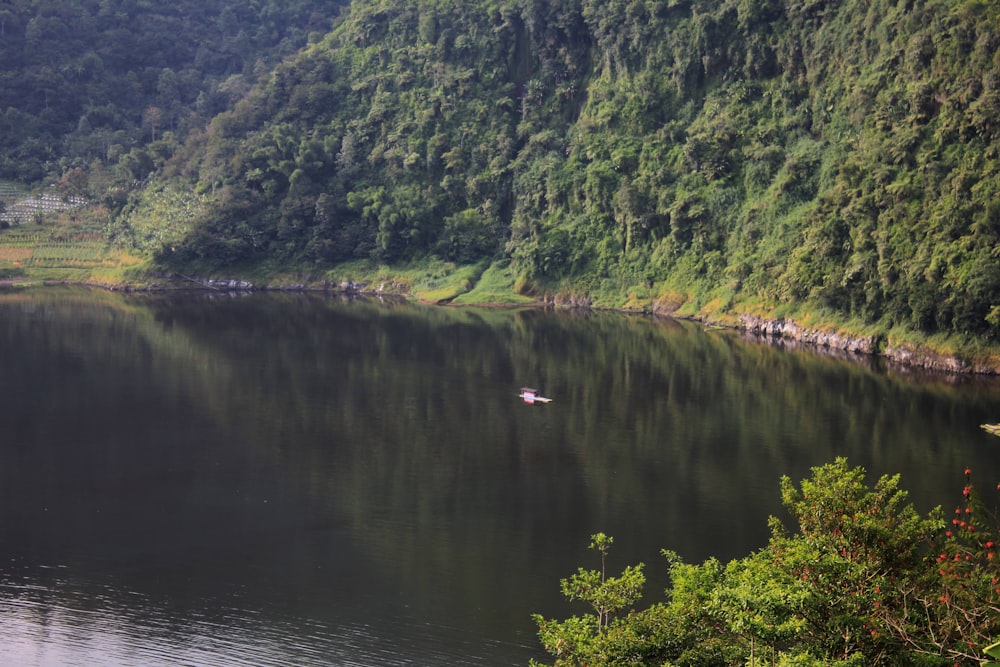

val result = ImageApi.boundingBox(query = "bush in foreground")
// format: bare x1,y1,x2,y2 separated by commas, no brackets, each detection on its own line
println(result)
532,458,1000,666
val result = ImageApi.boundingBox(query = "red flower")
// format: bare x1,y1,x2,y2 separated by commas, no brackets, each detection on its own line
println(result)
965,468,972,476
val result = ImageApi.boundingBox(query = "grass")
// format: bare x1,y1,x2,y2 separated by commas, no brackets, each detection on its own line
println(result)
452,261,536,305
321,257,535,304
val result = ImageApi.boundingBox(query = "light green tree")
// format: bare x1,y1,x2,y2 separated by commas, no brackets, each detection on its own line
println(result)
532,533,646,666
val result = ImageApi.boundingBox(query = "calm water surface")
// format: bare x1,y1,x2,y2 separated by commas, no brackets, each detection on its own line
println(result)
2,287,1000,665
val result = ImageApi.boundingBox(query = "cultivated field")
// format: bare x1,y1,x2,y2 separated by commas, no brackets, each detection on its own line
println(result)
0,211,145,283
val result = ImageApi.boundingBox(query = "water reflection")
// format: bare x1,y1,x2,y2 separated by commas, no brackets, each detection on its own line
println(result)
1,287,999,665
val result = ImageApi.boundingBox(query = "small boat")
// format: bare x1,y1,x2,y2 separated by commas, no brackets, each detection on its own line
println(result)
519,387,552,404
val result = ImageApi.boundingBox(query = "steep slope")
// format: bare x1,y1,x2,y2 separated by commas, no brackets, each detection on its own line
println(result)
128,0,1000,340
152,0,586,267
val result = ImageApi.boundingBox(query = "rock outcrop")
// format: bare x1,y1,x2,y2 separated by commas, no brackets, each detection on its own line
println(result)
737,314,999,375
738,314,880,355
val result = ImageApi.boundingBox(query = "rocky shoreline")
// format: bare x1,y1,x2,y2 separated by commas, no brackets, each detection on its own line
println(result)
737,314,998,375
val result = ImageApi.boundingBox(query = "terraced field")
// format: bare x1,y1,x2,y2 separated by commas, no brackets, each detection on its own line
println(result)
0,217,145,283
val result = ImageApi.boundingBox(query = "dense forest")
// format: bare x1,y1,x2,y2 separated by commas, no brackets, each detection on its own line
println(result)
0,0,346,181
4,0,1000,342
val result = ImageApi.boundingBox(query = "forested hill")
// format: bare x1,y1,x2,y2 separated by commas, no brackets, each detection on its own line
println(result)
12,0,1000,341
0,0,346,182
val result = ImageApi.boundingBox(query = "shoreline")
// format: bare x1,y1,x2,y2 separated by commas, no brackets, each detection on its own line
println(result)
735,313,999,376
5,274,999,376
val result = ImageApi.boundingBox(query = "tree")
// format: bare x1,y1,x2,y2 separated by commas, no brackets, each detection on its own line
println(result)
711,551,808,665
143,106,162,143
532,533,646,666
533,460,1000,666
766,458,945,664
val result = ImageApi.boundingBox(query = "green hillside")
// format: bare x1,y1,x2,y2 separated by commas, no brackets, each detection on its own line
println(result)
4,0,1000,346
0,0,347,182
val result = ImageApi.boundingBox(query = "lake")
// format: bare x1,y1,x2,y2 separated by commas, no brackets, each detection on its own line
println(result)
1,287,999,665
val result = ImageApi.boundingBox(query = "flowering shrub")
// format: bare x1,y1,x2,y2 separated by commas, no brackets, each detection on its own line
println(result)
533,459,1000,666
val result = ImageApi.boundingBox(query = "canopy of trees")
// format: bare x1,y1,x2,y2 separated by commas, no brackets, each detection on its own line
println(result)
5,0,1000,340
0,0,346,182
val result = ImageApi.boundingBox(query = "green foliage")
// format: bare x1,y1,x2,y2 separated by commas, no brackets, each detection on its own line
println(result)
143,0,999,339
533,459,1000,666
0,0,347,183
532,533,647,665
7,0,1000,341
107,183,209,252
769,460,946,663
711,552,809,661
560,534,646,632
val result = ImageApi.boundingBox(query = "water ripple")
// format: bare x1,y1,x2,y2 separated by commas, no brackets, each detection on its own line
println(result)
0,575,529,666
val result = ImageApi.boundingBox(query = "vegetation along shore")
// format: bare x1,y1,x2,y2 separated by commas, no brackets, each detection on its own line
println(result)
2,0,1000,376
